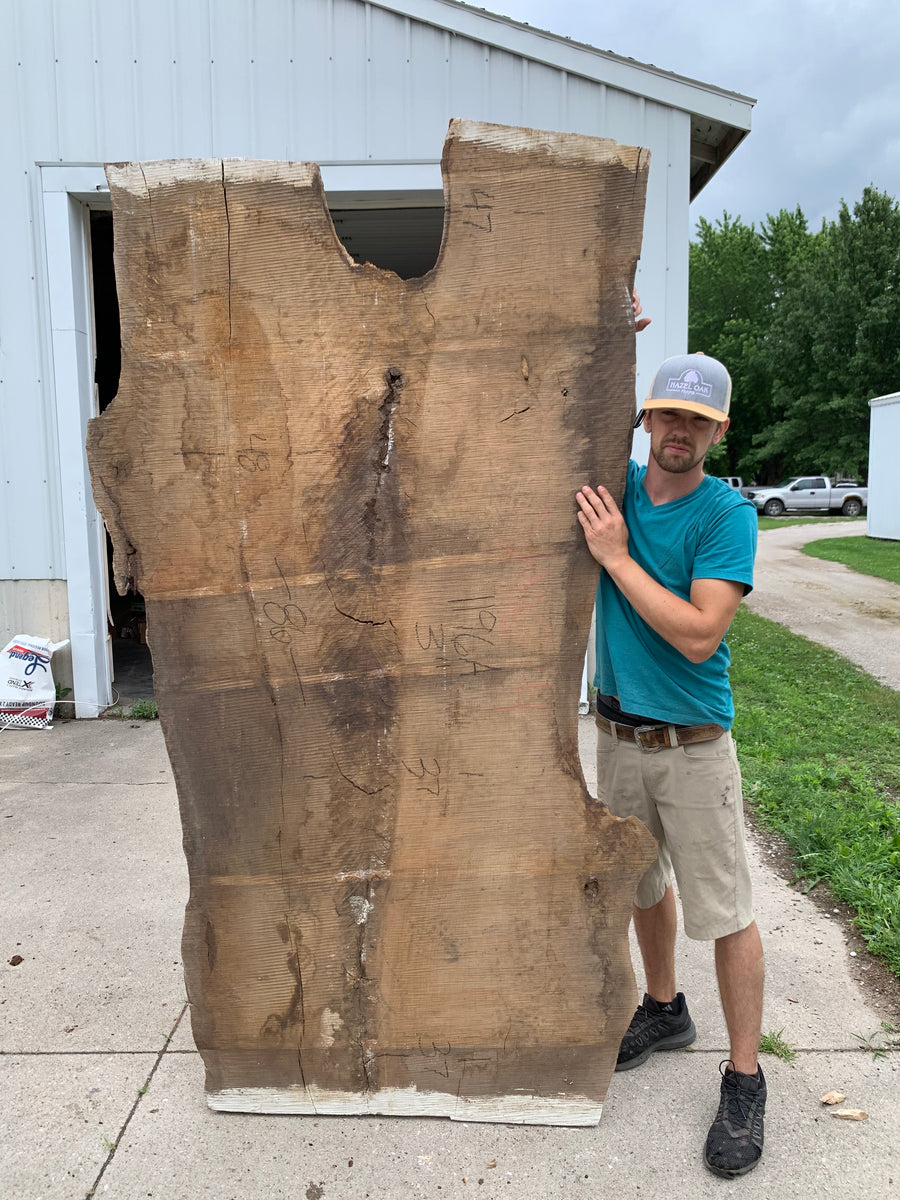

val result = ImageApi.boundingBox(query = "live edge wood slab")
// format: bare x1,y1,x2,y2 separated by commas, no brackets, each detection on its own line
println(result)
87,120,657,1126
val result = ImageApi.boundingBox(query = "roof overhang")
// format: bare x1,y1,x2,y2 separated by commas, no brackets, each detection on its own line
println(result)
372,0,755,199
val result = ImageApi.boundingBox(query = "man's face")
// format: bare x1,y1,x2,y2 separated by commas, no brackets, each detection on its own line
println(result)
644,408,728,475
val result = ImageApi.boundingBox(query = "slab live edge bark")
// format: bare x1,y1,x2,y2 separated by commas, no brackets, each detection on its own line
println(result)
87,120,657,1126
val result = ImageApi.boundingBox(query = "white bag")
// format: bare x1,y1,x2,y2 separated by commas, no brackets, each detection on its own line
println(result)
1,634,70,729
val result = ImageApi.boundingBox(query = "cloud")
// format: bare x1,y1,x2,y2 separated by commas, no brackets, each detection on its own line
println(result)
487,0,900,229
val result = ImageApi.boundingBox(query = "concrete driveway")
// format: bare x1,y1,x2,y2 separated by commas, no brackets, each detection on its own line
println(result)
746,520,900,689
1,520,898,1199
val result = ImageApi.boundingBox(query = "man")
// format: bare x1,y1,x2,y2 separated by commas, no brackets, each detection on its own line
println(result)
575,353,765,1179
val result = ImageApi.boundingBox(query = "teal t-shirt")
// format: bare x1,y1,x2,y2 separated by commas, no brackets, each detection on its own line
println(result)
593,461,757,729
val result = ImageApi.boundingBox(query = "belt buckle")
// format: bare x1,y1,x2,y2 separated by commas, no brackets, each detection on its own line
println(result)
634,723,665,751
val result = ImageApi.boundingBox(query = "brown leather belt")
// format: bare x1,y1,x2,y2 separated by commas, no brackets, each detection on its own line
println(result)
594,711,725,751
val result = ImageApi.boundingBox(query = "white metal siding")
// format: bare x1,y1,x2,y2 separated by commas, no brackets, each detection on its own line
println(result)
1,4,64,582
867,395,900,541
1,0,731,590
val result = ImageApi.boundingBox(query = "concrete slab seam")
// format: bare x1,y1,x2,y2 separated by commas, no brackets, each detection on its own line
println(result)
84,1001,189,1200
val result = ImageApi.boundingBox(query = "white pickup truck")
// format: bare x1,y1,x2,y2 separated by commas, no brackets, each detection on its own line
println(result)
718,477,753,497
745,476,868,517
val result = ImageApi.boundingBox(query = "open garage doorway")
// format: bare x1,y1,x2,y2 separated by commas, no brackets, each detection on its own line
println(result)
87,198,445,707
89,210,155,709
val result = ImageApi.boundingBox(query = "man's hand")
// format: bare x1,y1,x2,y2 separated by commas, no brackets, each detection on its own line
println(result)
632,289,651,333
576,485,630,570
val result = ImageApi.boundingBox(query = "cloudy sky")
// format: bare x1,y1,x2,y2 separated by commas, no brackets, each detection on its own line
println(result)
483,0,900,235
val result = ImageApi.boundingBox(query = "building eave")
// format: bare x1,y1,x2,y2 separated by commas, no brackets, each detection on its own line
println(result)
370,0,755,198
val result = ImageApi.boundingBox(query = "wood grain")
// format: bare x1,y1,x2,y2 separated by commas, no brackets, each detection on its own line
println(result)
87,121,657,1124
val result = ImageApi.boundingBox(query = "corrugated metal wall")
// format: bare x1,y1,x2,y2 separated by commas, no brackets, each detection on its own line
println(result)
0,0,690,584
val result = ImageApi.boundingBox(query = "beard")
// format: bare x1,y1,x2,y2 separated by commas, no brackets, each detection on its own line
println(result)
650,440,707,475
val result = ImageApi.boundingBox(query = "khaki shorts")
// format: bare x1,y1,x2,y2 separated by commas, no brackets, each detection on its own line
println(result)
596,724,754,941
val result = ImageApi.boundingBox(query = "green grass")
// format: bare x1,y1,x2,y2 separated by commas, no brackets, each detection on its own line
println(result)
757,514,866,531
853,1021,900,1060
759,1028,797,1062
730,606,900,978
802,535,900,584
128,699,159,719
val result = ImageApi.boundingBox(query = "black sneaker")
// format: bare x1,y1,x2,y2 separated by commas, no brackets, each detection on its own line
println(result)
704,1060,767,1178
615,992,696,1071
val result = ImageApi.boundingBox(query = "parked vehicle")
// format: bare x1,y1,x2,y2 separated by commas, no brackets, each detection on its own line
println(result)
745,476,868,517
716,477,754,498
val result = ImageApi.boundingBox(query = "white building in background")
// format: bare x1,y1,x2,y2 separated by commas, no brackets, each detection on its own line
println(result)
868,393,900,541
0,0,754,716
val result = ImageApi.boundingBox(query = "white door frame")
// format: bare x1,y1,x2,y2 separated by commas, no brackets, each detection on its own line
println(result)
41,165,112,718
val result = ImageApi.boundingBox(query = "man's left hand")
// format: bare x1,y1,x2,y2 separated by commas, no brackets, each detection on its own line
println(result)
576,485,630,569
632,289,651,333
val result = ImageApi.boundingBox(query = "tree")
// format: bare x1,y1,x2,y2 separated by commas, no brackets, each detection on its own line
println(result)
756,187,900,479
688,213,779,480
760,206,813,298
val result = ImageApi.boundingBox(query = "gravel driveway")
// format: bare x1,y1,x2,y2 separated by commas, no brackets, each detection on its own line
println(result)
745,520,900,690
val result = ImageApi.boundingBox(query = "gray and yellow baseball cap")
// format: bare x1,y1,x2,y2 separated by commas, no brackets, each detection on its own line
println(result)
643,352,732,422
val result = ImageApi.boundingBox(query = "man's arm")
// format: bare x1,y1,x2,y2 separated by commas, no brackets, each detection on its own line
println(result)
576,484,744,664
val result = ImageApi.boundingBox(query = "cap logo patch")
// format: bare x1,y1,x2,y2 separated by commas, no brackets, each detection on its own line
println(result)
665,368,713,400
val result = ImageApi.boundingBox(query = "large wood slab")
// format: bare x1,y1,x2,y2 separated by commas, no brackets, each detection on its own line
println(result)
87,121,656,1125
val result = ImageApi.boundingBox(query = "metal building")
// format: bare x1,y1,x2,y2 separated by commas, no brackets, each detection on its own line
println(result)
0,0,754,716
867,393,900,540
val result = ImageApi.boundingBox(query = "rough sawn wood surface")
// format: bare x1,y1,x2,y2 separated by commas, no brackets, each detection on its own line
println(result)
87,120,657,1125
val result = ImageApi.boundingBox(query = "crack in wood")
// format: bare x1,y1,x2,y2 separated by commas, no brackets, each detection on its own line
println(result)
330,750,389,796
221,163,232,342
321,571,388,627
